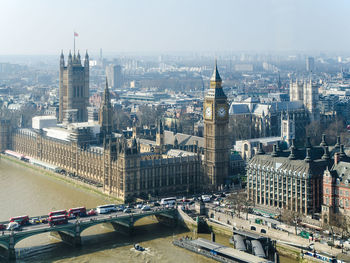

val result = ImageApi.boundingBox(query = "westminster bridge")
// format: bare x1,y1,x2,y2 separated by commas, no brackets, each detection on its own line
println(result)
0,207,177,260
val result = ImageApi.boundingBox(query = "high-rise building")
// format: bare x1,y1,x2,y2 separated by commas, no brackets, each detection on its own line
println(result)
203,61,229,190
106,64,122,89
59,51,89,122
306,56,315,72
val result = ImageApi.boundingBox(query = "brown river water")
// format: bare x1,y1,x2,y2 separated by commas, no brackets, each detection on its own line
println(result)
0,157,296,262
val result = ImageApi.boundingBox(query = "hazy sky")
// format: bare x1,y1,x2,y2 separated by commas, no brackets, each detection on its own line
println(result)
0,0,349,55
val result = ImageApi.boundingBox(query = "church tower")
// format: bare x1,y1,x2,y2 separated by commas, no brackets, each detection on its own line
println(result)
203,61,229,190
99,78,113,140
59,50,89,123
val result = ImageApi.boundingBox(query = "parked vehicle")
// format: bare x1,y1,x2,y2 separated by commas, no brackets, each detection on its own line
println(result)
136,203,143,209
9,215,29,225
96,204,117,214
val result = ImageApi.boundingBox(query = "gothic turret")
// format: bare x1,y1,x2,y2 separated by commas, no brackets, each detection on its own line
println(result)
60,50,64,68
84,51,89,67
156,119,164,151
76,51,81,65
99,78,113,141
320,134,327,147
68,50,73,66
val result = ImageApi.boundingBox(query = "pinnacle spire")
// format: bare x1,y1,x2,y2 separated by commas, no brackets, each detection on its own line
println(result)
210,59,222,82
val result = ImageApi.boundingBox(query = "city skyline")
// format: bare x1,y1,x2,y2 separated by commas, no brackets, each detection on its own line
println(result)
1,0,350,55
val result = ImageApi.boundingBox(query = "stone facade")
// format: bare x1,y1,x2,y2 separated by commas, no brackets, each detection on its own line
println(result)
59,51,89,122
10,129,201,201
0,120,11,152
203,62,229,190
322,144,350,224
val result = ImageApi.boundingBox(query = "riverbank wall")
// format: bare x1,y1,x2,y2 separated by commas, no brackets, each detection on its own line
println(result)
0,154,122,203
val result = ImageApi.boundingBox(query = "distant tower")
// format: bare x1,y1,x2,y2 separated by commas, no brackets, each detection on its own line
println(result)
277,73,282,89
99,78,113,140
289,79,304,101
303,79,319,121
203,61,229,190
306,56,315,72
59,50,89,123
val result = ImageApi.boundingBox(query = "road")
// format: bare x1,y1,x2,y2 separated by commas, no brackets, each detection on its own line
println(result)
1,206,171,237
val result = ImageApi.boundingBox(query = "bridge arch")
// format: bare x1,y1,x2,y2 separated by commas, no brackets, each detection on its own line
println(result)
12,228,76,248
0,241,8,250
79,210,177,234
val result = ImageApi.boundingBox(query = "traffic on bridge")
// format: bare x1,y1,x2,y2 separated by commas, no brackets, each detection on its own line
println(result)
0,202,176,236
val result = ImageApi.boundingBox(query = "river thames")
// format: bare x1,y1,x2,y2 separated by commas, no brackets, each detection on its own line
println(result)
0,157,295,262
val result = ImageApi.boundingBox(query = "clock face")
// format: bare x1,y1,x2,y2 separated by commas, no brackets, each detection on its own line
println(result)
218,107,226,117
205,106,212,118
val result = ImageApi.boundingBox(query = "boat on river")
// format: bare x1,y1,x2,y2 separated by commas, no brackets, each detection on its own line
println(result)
134,243,145,251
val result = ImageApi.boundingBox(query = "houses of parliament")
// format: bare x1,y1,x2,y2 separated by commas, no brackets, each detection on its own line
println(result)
0,53,230,202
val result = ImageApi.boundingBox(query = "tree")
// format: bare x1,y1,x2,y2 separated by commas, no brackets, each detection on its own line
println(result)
226,191,254,219
113,110,132,131
305,121,324,145
325,213,349,248
281,206,302,235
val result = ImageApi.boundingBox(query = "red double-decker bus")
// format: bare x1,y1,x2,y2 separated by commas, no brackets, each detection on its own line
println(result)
48,210,67,218
68,207,86,218
9,215,29,225
48,215,68,226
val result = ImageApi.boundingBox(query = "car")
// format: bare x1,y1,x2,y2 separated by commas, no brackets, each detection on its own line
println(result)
116,206,124,212
213,201,220,206
0,224,6,230
166,204,174,208
6,222,21,231
153,202,161,207
123,208,132,213
87,209,97,216
141,205,151,211
201,195,211,202
40,218,48,224
136,204,143,209
30,218,40,224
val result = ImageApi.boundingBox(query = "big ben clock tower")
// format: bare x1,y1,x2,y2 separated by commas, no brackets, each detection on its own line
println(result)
203,61,229,190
